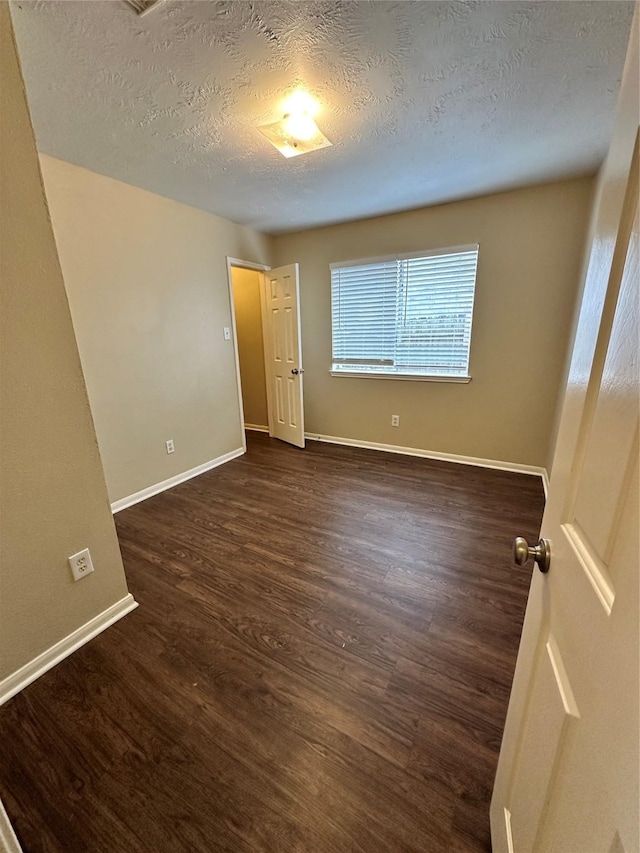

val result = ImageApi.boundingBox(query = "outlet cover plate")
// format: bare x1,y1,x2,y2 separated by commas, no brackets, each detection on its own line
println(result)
69,548,94,582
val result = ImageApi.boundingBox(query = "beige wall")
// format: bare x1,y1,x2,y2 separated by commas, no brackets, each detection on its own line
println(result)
231,267,269,429
40,155,272,503
273,178,593,469
0,8,130,682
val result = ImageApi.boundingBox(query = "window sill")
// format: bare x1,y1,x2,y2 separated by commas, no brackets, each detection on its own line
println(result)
329,371,471,383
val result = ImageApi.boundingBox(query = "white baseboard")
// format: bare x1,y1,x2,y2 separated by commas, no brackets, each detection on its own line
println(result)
0,594,138,707
541,469,550,499
111,447,245,513
244,424,269,433
0,798,22,853
305,432,548,489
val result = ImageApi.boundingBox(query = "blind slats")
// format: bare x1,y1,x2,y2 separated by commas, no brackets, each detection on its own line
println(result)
331,246,478,377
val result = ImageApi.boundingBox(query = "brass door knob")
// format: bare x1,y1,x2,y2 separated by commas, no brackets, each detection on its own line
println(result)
513,536,551,573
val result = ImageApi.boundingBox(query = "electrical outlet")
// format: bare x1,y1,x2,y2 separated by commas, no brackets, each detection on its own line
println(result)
391,414,400,427
69,548,94,582
166,439,175,454
223,327,231,340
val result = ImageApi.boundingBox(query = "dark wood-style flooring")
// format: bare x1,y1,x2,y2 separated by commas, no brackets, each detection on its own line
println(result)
0,433,544,852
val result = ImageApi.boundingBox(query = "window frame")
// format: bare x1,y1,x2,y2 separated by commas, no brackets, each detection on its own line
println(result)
329,243,479,383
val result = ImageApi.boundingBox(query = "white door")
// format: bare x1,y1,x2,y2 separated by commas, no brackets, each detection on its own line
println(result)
261,263,305,448
491,19,639,853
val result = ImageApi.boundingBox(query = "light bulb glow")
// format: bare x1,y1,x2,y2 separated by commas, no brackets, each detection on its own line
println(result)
282,90,319,118
283,111,317,142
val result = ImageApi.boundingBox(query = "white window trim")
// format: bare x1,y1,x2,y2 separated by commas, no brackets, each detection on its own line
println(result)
330,243,478,382
329,370,471,383
328,243,479,270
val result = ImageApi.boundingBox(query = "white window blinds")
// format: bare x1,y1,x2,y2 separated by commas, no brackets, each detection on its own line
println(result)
331,244,478,379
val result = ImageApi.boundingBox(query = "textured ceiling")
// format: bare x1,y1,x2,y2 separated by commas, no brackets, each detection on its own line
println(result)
11,0,634,234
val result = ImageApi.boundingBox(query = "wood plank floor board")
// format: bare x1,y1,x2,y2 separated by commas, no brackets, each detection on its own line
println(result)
0,433,544,851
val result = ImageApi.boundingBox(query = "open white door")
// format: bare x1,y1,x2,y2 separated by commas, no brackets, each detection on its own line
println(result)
491,18,638,853
261,263,305,448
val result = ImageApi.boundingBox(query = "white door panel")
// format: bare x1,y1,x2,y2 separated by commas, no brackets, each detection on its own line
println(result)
262,263,305,448
491,15,638,853
504,635,579,853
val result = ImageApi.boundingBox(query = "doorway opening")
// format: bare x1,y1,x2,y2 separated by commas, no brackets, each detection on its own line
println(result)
227,258,306,451
227,259,270,450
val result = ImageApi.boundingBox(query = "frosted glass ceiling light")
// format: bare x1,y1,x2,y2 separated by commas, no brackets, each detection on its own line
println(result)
283,111,317,142
257,92,332,158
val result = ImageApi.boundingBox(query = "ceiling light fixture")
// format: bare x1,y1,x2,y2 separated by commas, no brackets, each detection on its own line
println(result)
257,91,332,159
283,111,317,142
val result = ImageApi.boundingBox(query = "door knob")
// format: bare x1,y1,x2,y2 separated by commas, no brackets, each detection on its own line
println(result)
513,536,551,573
291,368,304,375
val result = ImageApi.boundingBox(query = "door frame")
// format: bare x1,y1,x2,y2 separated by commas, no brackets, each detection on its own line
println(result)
226,256,272,452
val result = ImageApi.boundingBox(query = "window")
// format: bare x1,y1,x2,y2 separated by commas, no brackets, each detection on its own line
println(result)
330,244,479,381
